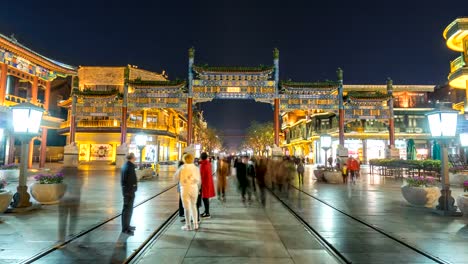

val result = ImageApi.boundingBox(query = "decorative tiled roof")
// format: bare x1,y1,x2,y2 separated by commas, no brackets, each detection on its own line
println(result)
72,88,121,98
281,81,340,89
193,65,274,74
128,79,186,87
346,91,391,102
0,33,76,74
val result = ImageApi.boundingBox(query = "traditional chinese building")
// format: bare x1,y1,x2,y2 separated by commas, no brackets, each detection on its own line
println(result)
0,33,76,167
57,66,188,164
280,82,435,164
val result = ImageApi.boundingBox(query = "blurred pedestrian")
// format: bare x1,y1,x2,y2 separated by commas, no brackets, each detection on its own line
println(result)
256,158,268,205
177,153,201,231
58,168,82,243
347,156,359,184
247,157,256,192
217,156,229,201
200,152,215,219
121,153,138,235
235,155,251,201
296,159,305,185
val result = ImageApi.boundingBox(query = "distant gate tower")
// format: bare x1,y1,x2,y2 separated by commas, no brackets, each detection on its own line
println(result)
444,18,468,106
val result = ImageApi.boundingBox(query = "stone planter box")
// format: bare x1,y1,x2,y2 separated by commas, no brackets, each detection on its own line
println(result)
313,169,325,182
449,172,468,186
401,185,440,208
324,171,342,184
0,190,13,213
30,183,67,205
456,194,468,216
136,168,154,181
0,170,19,181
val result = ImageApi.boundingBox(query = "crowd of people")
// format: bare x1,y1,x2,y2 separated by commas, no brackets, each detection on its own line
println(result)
120,151,362,233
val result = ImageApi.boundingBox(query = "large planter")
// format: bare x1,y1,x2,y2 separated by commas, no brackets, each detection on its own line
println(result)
313,169,325,182
30,183,67,205
0,190,13,213
449,172,468,186
401,185,440,208
324,171,342,184
136,168,154,181
0,169,19,181
456,194,468,216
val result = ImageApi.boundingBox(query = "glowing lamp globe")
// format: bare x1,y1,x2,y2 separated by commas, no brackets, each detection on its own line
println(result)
11,102,44,135
426,108,458,138
320,134,332,149
135,134,147,148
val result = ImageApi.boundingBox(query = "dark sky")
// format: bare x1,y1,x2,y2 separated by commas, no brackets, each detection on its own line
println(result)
1,0,466,149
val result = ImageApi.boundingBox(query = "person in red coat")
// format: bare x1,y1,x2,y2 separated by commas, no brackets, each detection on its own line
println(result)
347,156,360,184
199,152,215,219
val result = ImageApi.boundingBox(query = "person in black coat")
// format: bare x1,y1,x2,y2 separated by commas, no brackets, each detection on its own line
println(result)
121,153,138,235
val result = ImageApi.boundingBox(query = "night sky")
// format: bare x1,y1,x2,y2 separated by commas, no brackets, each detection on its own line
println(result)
1,0,466,149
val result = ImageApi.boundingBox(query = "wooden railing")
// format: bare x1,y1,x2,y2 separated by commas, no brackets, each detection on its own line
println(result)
60,119,185,135
5,94,45,108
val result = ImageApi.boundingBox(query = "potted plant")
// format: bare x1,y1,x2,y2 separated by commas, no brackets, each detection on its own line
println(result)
30,172,67,205
0,164,20,181
0,179,12,213
401,176,440,208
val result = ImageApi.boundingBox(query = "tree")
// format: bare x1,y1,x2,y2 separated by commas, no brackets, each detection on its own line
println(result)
242,121,274,156
193,110,224,154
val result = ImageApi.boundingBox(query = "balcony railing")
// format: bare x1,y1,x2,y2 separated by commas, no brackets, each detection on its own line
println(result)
60,119,185,135
4,94,45,108
450,55,466,72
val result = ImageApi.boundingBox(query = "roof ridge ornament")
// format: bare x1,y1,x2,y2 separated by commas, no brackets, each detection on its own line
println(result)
10,33,17,43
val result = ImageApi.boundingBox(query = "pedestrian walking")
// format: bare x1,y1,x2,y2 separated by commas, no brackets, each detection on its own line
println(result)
177,153,201,231
347,156,359,184
200,152,215,219
247,157,256,192
297,159,305,185
217,156,229,201
121,153,138,235
235,155,251,201
255,158,268,205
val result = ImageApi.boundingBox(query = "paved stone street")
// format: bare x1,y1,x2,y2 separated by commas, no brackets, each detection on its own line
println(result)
0,164,467,263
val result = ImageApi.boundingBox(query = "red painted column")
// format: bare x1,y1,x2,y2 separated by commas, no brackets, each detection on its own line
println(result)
339,109,345,146
39,81,50,168
387,78,395,148
32,76,38,103
274,98,280,146
28,137,34,169
120,106,127,144
187,98,193,145
69,96,77,144
0,63,7,105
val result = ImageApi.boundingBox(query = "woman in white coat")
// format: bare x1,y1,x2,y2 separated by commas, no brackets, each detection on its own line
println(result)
175,153,201,231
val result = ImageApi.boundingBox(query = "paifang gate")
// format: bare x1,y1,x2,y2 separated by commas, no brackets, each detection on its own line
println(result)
71,48,395,152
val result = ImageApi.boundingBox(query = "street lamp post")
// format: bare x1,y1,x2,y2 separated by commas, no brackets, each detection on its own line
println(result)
135,134,147,169
10,102,45,208
320,134,332,168
426,106,462,216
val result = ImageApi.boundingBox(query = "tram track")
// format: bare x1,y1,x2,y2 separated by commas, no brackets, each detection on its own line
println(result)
267,187,351,264
273,184,451,264
21,184,178,264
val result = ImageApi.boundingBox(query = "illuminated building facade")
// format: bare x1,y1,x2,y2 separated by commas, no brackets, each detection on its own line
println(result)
58,66,188,163
0,33,75,167
281,84,435,164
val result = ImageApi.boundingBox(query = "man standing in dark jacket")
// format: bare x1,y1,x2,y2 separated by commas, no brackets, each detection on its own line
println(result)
121,153,138,235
